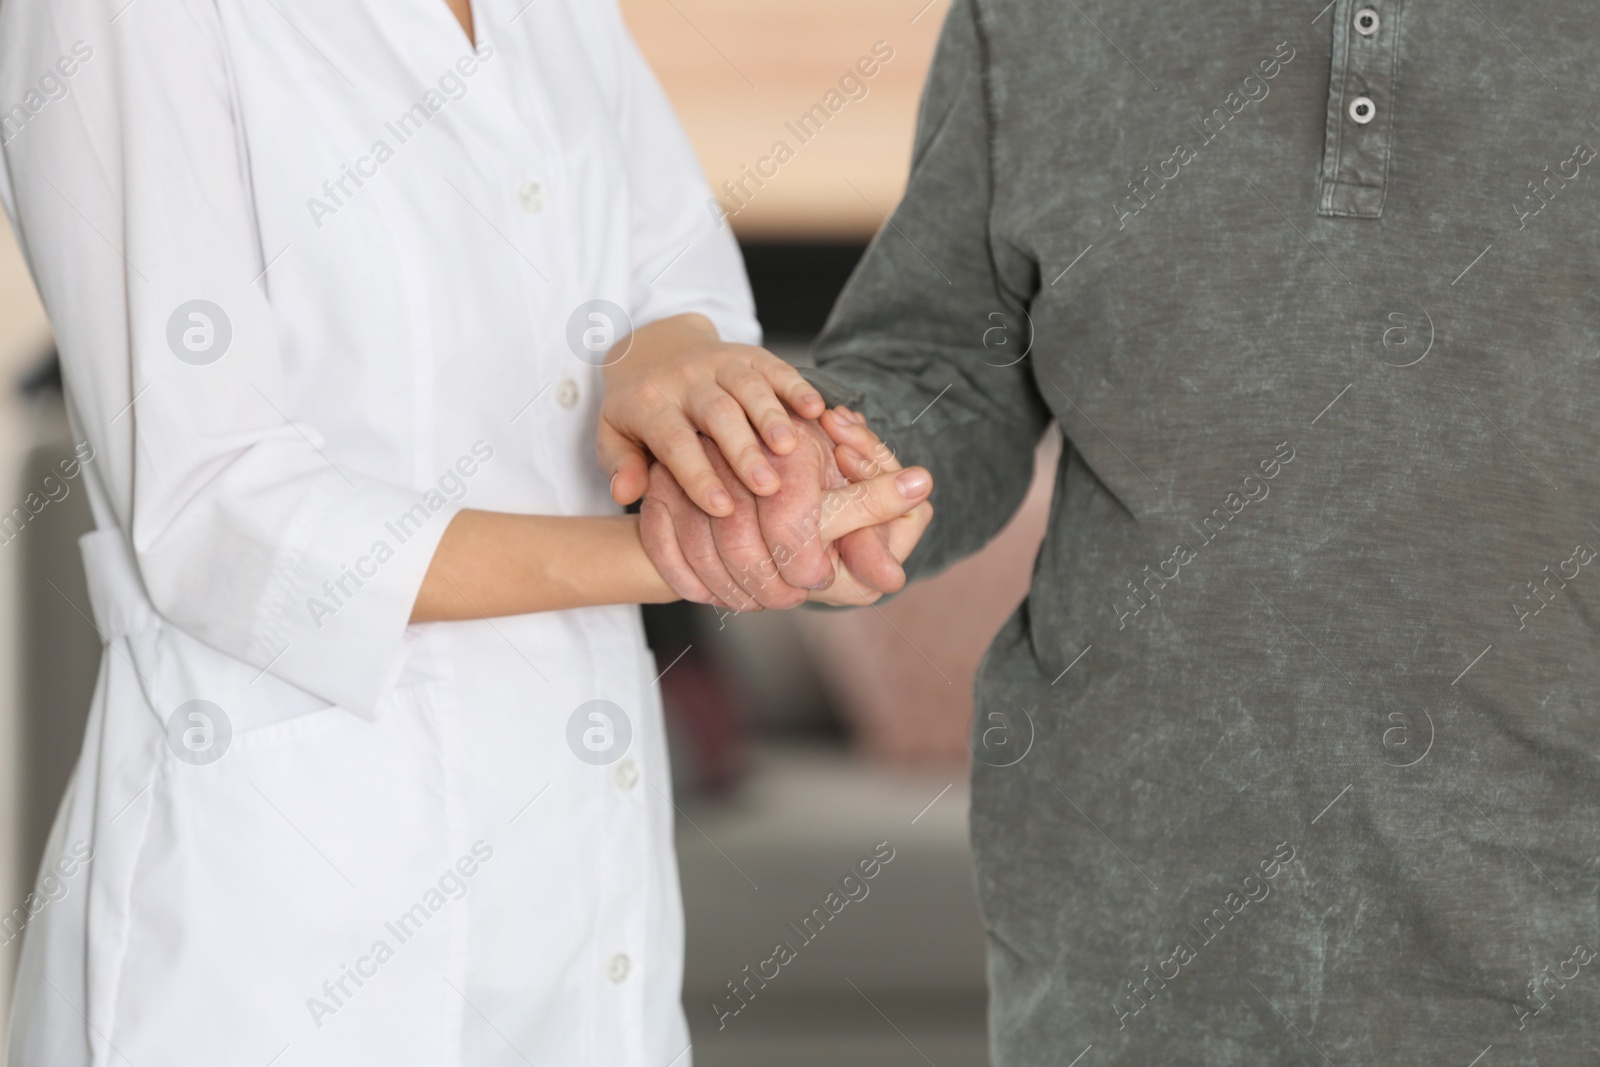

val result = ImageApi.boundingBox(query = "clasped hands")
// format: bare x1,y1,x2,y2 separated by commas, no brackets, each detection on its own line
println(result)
600,314,933,612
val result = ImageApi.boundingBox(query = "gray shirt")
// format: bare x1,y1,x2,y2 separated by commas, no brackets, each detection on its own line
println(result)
805,0,1600,1063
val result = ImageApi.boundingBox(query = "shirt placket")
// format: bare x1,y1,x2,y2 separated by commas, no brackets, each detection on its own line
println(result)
1318,0,1404,218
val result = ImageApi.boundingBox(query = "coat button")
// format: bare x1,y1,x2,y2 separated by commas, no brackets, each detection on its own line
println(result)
516,181,544,214
613,757,639,791
556,378,580,409
607,954,631,983
1354,7,1380,35
1348,96,1376,125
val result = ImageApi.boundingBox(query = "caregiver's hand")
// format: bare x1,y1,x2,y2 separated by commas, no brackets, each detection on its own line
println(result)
599,313,826,515
600,314,907,601
641,408,933,611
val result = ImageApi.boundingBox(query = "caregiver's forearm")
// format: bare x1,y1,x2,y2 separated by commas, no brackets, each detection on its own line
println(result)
410,510,677,623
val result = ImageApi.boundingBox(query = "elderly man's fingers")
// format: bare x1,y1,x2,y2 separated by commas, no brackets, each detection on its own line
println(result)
887,502,935,561
704,444,810,609
806,543,889,608
849,495,935,589
811,503,935,607
639,493,717,604
644,462,752,609
757,422,841,590
823,407,901,476
680,514,760,613
835,526,906,595
819,407,914,594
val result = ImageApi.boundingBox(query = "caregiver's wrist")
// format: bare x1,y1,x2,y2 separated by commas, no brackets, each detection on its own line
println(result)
603,312,719,385
619,514,683,605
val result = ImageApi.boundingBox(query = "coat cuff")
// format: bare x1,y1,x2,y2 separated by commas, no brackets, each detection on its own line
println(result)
250,478,463,719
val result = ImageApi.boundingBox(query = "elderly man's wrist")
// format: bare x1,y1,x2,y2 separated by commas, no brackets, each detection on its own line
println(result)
798,367,870,412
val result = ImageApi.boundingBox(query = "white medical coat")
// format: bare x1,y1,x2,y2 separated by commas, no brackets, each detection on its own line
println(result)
0,0,758,1062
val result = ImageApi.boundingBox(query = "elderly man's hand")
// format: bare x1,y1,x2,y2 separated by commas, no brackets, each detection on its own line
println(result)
639,408,932,612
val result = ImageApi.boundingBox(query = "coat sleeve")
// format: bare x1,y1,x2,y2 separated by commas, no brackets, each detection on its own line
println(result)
601,0,762,346
0,0,461,717
806,0,1051,581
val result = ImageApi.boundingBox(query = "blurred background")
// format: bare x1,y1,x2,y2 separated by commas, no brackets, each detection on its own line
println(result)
0,0,1059,1062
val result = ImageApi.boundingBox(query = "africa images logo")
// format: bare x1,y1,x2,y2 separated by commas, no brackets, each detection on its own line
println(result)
566,700,632,766
165,700,232,766
166,300,232,366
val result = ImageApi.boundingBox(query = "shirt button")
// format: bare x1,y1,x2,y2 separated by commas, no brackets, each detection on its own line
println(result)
1354,7,1380,36
1348,96,1376,125
606,954,631,983
613,757,639,791
556,377,580,409
516,181,544,214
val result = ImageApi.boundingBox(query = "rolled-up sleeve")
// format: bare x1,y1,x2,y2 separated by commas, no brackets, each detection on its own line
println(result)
0,0,458,716
603,0,761,346
806,0,1051,581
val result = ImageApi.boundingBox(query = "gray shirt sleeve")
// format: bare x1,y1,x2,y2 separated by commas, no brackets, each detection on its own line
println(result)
806,0,1051,582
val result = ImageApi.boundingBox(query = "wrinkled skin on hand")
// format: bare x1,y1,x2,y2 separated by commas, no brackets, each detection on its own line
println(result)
639,411,911,612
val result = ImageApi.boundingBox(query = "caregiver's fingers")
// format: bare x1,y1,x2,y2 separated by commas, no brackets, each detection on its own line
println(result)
817,467,934,543
687,381,782,498
599,420,653,507
665,352,821,495
716,363,811,458
753,350,827,423
645,416,739,516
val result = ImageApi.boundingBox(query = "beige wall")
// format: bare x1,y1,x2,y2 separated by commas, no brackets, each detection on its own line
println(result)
621,0,951,239
0,215,47,367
